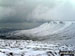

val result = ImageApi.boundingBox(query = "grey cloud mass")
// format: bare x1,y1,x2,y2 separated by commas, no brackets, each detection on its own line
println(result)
0,0,75,23
28,0,75,21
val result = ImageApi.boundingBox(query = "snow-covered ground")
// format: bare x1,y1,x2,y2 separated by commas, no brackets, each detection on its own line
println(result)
0,21,75,56
0,39,74,56
14,21,72,36
5,21,75,41
4,21,72,39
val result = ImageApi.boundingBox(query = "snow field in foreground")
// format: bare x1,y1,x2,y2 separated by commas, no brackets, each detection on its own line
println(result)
0,39,74,56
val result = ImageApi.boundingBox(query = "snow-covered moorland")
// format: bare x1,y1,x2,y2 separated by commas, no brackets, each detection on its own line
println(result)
0,39,74,56
0,21,75,56
1,21,72,40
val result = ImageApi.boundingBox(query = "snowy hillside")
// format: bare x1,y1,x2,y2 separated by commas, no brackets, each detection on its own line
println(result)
2,21,75,45
3,21,72,40
1,21,75,45
0,21,75,56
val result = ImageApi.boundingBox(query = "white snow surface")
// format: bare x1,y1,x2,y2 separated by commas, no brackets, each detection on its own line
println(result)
4,21,75,46
0,39,74,56
14,21,72,37
0,52,7,56
1,21,75,56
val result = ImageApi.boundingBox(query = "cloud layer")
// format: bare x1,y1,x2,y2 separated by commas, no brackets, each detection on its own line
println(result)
0,0,75,23
28,0,75,21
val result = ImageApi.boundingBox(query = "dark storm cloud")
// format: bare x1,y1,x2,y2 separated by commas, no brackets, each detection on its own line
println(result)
0,0,35,23
0,0,62,23
0,0,75,23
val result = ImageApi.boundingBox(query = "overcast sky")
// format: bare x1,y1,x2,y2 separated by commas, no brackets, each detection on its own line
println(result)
0,0,75,23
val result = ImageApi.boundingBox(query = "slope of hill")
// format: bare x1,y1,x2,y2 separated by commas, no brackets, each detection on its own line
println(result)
1,21,73,41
